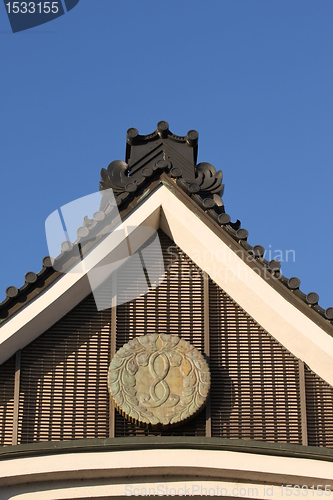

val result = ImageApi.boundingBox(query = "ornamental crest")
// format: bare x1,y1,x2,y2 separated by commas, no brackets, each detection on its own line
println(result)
108,334,210,427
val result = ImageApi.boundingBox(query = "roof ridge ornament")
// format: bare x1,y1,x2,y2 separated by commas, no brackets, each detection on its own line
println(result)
100,121,225,214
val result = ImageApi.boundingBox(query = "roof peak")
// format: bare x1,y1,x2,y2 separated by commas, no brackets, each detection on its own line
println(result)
0,123,332,328
100,121,225,213
125,121,199,170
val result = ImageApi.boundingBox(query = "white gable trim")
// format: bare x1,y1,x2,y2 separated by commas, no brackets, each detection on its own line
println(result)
1,185,333,387
0,200,161,366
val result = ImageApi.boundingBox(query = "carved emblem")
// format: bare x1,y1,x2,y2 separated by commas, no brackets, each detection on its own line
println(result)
108,334,210,427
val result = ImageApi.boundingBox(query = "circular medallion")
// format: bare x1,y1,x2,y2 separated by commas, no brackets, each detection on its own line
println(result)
108,334,211,427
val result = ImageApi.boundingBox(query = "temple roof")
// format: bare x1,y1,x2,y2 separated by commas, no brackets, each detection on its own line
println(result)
1,121,332,329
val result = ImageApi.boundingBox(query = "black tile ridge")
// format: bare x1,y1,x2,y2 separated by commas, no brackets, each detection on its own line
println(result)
1,122,332,330
125,120,199,164
101,122,333,327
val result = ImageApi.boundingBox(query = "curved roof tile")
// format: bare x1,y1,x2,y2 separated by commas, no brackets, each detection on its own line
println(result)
1,122,332,328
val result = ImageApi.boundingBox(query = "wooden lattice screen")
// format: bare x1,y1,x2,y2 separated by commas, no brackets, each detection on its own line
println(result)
209,284,302,442
18,298,111,444
305,366,333,447
0,230,332,446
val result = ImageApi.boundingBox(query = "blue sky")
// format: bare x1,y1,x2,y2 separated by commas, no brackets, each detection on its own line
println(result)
0,1,332,309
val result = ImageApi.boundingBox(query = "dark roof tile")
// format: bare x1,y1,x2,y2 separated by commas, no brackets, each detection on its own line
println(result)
1,122,332,329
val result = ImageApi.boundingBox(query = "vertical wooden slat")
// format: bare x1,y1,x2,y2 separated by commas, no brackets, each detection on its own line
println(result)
109,277,117,439
204,271,211,438
12,350,21,446
298,360,308,446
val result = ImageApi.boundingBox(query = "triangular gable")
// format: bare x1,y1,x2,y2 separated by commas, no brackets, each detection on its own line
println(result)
1,182,332,388
2,229,333,448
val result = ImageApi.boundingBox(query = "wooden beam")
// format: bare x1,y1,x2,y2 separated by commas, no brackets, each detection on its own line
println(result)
298,359,308,446
109,276,117,439
203,272,211,438
12,349,21,446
